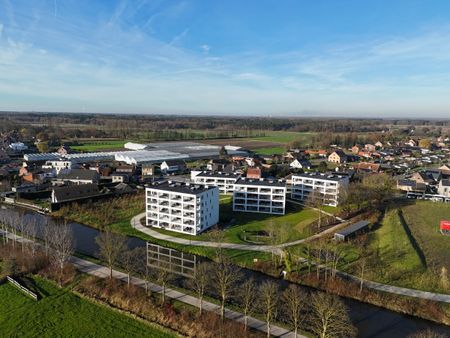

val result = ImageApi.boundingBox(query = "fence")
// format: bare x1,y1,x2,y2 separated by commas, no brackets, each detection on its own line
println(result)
7,276,38,301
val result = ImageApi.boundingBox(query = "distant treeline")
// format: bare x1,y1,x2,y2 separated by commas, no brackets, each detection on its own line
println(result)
0,112,449,144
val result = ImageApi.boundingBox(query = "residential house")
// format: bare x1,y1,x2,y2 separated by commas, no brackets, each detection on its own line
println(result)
351,145,361,154
51,183,101,203
160,160,187,174
355,162,381,174
289,158,312,170
411,172,435,185
42,160,74,174
365,144,376,152
207,159,231,172
246,167,262,179
375,141,384,149
111,173,129,183
328,150,348,164
57,145,72,155
55,169,99,185
396,179,427,193
233,178,286,215
146,181,219,235
438,179,450,198
142,164,159,177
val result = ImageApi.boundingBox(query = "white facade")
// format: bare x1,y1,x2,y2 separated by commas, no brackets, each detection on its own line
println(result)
291,173,349,207
42,160,74,174
191,171,240,194
233,178,286,215
146,182,219,235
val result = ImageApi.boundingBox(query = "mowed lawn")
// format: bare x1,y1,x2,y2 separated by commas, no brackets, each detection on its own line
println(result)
401,201,450,271
151,197,319,244
255,146,285,155
250,131,316,144
0,276,176,338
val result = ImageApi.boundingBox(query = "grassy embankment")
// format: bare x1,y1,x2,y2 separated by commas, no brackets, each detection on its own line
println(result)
336,201,450,293
0,276,176,338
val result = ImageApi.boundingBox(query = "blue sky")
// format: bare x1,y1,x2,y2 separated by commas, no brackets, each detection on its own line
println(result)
1,0,450,117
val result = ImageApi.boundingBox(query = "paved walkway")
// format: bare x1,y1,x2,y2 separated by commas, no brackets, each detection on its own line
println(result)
132,212,284,254
70,256,300,338
0,229,299,337
132,215,450,304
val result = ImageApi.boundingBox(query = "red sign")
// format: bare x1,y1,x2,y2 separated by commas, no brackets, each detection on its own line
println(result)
440,220,450,231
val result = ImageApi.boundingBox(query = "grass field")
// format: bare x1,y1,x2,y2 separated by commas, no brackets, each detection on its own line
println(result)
255,146,285,155
337,201,450,292
70,140,127,151
0,276,176,338
250,131,316,144
401,201,450,271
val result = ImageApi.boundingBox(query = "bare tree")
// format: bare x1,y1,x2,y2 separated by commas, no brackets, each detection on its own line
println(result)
306,188,323,231
259,280,279,338
211,256,242,320
282,284,305,338
239,278,257,330
25,218,38,257
95,230,127,279
120,247,142,288
154,263,174,304
308,292,357,338
189,262,209,315
49,221,74,285
42,219,53,256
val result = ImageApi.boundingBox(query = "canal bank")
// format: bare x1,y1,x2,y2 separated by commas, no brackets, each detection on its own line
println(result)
1,206,449,338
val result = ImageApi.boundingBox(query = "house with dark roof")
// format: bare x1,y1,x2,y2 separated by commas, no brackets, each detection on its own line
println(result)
51,183,101,203
328,150,348,164
160,160,187,174
55,169,99,185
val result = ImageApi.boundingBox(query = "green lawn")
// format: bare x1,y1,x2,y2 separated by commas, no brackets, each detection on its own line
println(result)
250,131,316,144
335,203,449,292
71,140,127,151
0,276,176,338
255,146,285,155
401,201,450,271
151,199,319,245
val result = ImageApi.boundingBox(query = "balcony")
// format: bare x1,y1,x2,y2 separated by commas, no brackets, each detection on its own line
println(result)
183,197,195,203
274,189,285,194
260,188,271,193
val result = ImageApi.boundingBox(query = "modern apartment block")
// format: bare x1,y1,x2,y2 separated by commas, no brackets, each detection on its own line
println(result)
291,172,349,207
233,178,286,215
146,181,219,235
191,171,240,194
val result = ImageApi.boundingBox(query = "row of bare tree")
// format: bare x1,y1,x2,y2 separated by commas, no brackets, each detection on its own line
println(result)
0,209,74,285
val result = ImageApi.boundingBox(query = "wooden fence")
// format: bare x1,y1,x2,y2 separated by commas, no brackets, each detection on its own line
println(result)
7,276,38,301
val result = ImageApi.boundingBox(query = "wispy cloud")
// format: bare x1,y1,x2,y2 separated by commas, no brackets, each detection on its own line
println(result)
1,1,450,117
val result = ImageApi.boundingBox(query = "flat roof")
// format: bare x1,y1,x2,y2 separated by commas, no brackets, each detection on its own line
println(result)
235,177,286,187
147,181,217,195
335,220,370,237
195,171,240,179
292,172,348,182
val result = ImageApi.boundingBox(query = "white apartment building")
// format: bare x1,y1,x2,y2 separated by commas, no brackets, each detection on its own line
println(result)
233,178,286,215
191,171,240,194
291,173,349,207
146,181,219,235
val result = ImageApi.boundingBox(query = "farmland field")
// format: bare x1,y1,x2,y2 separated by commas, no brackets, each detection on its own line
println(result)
0,276,176,338
70,140,127,151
